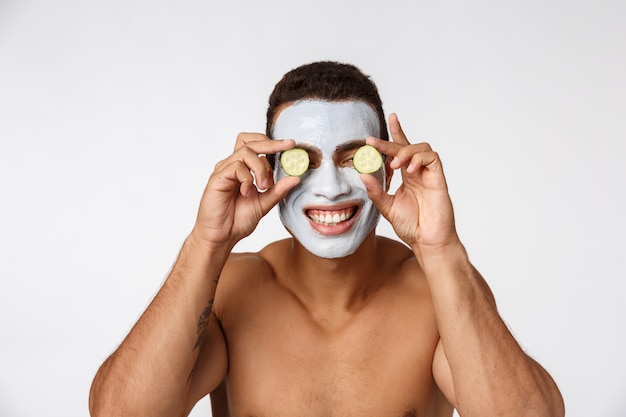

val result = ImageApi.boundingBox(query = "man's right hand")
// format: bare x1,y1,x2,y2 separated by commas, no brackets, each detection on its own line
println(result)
91,134,297,417
191,133,300,251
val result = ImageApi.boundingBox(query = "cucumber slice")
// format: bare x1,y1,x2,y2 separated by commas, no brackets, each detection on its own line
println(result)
353,145,383,174
280,148,310,176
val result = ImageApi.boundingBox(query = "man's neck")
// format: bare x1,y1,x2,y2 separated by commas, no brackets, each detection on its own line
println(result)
279,233,383,323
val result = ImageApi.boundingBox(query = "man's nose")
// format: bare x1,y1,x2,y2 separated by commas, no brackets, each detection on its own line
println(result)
310,162,351,200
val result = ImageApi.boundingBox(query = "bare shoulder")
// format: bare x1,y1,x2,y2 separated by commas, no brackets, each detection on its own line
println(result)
375,236,425,281
216,250,275,292
219,239,290,278
375,235,415,263
213,240,290,315
222,251,274,276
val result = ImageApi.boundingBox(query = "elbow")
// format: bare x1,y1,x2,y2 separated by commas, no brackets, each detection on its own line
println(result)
88,384,106,417
89,359,125,417
525,356,565,417
88,366,110,417
88,361,188,417
544,386,565,417
89,380,135,417
530,369,565,417
533,394,565,417
541,369,565,417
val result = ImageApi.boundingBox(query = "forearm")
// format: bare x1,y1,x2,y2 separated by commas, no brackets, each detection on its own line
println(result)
418,242,564,417
89,234,227,417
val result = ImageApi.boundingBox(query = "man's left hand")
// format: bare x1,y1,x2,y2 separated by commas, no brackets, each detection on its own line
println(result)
360,113,460,255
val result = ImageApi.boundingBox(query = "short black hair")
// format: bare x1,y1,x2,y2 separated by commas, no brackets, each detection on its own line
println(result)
266,61,388,141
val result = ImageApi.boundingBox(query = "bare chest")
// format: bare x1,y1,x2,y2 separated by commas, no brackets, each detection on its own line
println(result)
219,294,443,417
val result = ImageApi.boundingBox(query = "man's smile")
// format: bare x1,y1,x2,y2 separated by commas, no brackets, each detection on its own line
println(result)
306,206,359,226
303,203,362,236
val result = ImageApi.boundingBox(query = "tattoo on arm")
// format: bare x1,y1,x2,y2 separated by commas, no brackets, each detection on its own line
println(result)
193,277,219,351
193,299,213,350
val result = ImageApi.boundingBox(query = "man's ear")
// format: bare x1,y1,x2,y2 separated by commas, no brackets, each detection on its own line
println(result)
384,156,393,191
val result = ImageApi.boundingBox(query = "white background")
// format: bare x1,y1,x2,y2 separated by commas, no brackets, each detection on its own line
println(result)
1,0,625,416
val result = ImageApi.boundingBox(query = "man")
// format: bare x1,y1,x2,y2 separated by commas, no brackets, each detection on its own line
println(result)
89,61,564,417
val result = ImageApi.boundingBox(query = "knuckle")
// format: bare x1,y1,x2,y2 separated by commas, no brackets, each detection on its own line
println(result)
214,159,227,171
233,159,248,170
234,133,246,148
235,132,256,150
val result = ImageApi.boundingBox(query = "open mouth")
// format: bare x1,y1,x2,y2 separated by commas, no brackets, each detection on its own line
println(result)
306,206,358,226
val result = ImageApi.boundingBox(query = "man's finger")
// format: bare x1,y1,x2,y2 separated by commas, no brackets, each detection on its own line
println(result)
406,151,442,175
257,176,300,216
366,137,433,171
366,136,402,157
234,132,269,151
233,137,295,159
360,174,393,219
389,113,410,146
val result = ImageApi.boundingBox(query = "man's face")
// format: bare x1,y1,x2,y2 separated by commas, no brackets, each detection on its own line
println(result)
273,100,385,259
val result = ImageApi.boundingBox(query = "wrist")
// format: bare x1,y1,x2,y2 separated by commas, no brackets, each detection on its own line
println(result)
412,240,483,309
182,231,233,271
187,227,234,258
411,239,470,276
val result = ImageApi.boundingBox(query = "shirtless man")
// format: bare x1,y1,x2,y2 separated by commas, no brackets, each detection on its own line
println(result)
89,61,564,417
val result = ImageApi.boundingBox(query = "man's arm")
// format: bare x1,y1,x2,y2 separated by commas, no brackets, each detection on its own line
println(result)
426,244,564,417
89,235,228,417
89,134,299,417
362,114,564,417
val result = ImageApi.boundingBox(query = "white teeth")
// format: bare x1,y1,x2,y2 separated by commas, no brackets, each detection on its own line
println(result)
308,209,355,226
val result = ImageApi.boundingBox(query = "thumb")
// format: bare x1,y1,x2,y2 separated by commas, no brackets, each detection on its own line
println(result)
360,174,393,218
257,176,300,216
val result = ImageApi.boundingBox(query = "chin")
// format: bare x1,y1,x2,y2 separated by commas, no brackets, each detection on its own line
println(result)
300,234,367,259
309,246,358,259
281,212,380,259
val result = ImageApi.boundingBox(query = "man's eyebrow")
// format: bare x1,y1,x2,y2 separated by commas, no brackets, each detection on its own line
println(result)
296,144,322,159
334,140,366,154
